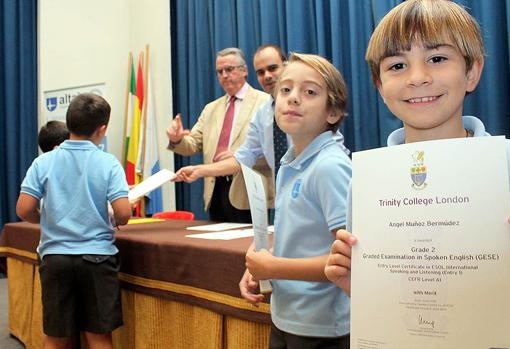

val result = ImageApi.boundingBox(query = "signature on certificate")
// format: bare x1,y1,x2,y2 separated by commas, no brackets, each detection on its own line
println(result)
418,314,435,329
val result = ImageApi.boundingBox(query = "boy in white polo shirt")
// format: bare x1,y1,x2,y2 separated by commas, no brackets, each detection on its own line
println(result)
16,93,131,349
244,53,352,348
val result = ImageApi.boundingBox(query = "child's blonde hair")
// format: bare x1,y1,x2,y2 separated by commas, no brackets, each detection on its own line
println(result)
276,52,348,131
366,0,484,85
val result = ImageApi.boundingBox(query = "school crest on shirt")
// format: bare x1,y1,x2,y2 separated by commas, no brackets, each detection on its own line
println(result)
291,179,302,198
410,151,427,190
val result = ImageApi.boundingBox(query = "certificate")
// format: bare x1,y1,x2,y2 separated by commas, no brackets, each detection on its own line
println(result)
128,169,175,203
351,137,510,348
241,163,272,293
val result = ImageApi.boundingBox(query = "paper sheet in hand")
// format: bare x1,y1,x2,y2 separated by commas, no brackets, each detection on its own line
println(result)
128,169,176,202
351,137,510,348
241,164,272,293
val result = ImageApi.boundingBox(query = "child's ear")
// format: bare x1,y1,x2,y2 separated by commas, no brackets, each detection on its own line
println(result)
375,80,387,104
327,110,342,125
96,124,107,137
466,57,484,93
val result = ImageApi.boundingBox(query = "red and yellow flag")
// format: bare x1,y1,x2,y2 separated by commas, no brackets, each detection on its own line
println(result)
125,53,144,186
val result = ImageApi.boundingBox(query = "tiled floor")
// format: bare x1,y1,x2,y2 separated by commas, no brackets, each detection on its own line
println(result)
0,277,25,348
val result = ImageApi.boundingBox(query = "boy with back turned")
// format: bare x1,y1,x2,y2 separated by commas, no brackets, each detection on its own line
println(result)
16,93,131,349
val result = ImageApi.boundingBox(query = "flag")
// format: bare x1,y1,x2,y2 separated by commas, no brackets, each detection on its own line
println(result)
123,56,136,168
125,53,144,186
138,55,163,215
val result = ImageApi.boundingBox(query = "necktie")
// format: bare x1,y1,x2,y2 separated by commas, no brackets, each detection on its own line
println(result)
273,119,288,176
215,96,236,160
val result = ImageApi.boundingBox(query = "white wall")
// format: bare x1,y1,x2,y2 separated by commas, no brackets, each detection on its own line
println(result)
39,0,175,211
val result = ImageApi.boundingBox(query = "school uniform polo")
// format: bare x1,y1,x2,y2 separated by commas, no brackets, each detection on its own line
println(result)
20,140,129,258
271,131,352,337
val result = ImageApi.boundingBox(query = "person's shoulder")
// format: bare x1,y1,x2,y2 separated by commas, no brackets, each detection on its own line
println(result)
247,85,270,100
309,147,351,181
203,94,228,110
30,149,57,167
92,149,122,167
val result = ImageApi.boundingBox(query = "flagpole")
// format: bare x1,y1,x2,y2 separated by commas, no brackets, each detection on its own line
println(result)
122,52,133,166
141,44,150,173
135,51,144,217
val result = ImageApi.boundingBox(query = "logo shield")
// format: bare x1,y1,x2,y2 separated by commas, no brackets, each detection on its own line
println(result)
46,97,57,112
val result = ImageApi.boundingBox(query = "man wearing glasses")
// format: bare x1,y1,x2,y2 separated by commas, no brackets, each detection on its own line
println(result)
172,45,349,211
167,47,270,223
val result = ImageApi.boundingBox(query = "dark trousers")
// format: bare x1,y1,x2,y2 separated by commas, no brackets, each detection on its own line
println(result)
269,321,350,349
208,176,252,223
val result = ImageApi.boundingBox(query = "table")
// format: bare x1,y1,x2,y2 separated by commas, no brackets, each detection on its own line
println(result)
0,220,271,349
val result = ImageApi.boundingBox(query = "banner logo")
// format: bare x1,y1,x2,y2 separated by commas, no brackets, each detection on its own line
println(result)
46,97,57,112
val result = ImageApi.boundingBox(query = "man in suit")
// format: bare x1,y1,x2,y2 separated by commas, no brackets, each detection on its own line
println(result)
167,47,270,223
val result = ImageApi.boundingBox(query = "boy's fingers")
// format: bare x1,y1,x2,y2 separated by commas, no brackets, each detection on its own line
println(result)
331,239,353,258
336,229,357,246
328,249,352,269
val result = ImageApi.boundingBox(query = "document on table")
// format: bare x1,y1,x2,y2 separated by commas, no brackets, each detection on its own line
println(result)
186,222,252,231
128,169,176,202
186,227,274,240
351,136,510,348
241,164,272,293
186,229,255,240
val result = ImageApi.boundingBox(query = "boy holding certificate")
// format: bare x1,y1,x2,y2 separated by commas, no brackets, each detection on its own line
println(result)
325,0,509,293
244,53,352,348
16,93,131,349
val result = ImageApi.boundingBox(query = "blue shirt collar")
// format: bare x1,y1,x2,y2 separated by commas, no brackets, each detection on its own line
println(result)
60,140,101,150
386,115,490,146
281,131,335,170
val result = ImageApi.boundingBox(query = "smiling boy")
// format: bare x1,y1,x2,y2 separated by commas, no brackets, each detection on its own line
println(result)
325,0,510,296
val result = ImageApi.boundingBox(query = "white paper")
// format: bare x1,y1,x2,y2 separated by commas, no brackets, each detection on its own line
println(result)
351,137,510,348
185,222,252,231
241,164,272,293
186,229,255,240
128,169,176,202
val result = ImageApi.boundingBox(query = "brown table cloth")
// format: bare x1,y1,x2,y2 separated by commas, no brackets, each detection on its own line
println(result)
0,220,270,323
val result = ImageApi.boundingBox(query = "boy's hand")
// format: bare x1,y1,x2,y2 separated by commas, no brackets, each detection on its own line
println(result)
246,248,274,281
174,166,202,183
166,114,190,143
239,269,264,306
324,229,357,296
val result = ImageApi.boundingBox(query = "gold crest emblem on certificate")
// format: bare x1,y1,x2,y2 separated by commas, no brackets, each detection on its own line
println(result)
411,151,427,190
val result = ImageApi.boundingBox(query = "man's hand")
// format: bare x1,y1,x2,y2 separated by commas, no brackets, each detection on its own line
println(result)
324,229,357,296
174,166,203,183
239,269,265,306
166,114,190,143
246,248,274,281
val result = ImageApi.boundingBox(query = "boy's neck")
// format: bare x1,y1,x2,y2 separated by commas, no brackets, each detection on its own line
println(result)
290,131,326,157
69,133,101,146
403,117,467,143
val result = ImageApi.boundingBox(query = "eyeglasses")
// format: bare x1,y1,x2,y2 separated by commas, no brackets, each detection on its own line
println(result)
216,65,244,75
